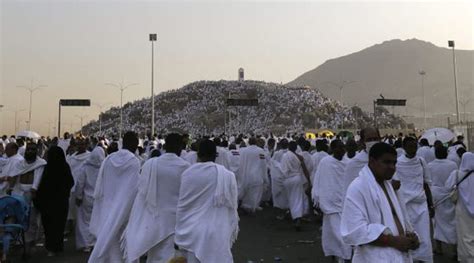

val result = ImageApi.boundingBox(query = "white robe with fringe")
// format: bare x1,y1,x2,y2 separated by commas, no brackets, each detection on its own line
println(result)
174,162,239,263
88,149,140,263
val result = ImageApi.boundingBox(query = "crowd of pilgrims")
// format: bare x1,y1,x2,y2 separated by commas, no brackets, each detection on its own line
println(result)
84,80,403,137
0,128,472,263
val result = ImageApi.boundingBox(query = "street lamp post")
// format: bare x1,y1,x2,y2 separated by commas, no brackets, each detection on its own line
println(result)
419,70,427,129
17,80,47,130
448,40,460,123
149,34,157,137
105,82,138,138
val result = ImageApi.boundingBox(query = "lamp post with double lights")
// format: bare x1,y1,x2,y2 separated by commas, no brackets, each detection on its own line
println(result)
105,82,138,138
17,80,47,130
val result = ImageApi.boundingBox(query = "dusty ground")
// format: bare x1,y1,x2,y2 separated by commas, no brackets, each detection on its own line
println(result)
8,207,456,262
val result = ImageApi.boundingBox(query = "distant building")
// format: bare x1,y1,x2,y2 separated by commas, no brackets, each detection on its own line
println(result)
238,68,244,81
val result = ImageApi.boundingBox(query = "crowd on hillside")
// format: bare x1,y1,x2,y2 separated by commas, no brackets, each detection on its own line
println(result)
84,81,405,137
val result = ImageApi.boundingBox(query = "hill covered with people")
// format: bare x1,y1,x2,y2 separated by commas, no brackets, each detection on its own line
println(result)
82,80,406,136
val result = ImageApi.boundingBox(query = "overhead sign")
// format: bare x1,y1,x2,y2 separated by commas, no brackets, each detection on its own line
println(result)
60,99,91,106
376,99,406,106
226,98,258,106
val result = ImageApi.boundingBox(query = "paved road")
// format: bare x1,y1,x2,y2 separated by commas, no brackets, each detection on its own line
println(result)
8,207,456,262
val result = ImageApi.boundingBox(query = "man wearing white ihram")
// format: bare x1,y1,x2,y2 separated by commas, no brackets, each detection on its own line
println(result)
342,127,381,194
315,140,352,262
237,137,268,214
280,141,310,230
66,138,91,229
88,131,141,263
122,134,190,263
445,152,474,263
341,142,419,263
427,146,458,254
392,137,434,262
74,146,105,252
174,140,239,263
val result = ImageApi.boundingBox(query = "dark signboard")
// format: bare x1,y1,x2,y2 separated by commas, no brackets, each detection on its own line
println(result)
226,98,258,106
60,99,91,106
376,99,406,106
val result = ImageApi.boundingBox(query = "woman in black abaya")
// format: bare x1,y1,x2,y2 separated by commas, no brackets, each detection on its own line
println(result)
35,146,74,256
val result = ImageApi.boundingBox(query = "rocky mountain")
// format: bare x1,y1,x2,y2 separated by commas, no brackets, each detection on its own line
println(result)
289,39,474,127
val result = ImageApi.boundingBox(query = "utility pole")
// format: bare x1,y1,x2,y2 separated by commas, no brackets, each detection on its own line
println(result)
17,79,47,130
105,82,138,138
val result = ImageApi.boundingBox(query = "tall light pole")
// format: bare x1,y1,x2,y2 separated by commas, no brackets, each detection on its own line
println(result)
448,40,460,123
105,82,138,138
149,34,157,137
419,70,427,129
17,79,47,130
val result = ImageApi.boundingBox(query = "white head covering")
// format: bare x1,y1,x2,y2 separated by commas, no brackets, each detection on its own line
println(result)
459,152,474,216
85,147,105,168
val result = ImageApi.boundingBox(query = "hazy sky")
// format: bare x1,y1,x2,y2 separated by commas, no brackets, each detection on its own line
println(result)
1,0,472,136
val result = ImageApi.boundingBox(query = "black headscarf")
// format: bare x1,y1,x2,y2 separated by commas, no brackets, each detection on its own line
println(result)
36,146,74,207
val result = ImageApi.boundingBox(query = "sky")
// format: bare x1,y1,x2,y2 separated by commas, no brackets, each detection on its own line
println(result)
0,0,473,136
